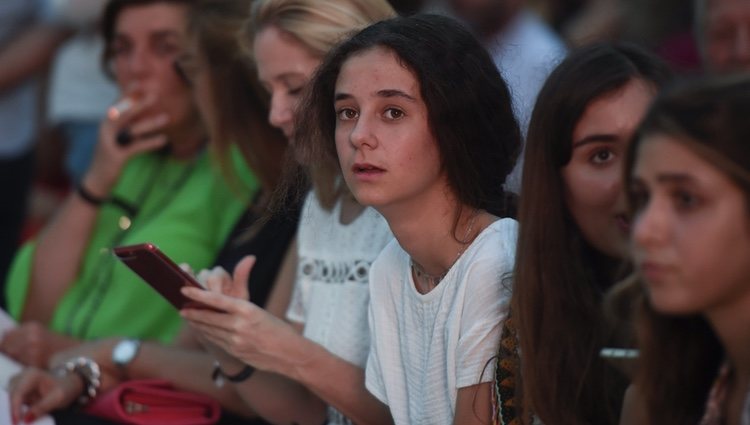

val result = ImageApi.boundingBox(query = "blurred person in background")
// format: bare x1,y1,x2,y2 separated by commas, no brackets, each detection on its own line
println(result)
44,0,119,184
7,1,299,423
695,0,750,74
446,0,566,192
1,0,253,368
0,1,70,308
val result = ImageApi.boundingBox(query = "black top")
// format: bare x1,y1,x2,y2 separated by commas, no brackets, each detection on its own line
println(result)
213,196,301,309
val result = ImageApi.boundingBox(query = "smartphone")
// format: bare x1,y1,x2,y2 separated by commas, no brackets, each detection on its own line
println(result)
113,243,211,310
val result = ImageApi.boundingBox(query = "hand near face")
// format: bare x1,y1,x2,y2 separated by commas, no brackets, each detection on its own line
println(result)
84,90,170,197
0,323,79,368
7,367,82,423
180,256,303,376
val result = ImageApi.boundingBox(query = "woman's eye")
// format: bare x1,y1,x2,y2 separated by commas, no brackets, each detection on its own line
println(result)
111,42,131,58
154,40,181,58
590,149,614,165
672,190,699,211
384,108,404,120
287,87,303,96
337,108,358,120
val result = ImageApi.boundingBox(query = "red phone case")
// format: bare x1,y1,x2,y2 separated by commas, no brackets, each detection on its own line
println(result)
113,243,209,310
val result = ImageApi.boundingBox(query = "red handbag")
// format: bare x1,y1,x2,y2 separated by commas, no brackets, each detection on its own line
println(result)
83,379,221,425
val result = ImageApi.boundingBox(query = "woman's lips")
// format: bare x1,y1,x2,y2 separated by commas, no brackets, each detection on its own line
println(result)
352,163,385,175
638,260,672,284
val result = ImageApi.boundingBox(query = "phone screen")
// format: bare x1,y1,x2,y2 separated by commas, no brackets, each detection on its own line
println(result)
113,243,210,310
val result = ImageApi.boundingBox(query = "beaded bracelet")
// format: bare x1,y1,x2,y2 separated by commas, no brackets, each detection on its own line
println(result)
53,356,102,405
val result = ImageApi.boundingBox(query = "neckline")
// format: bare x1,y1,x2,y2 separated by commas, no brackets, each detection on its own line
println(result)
404,218,504,300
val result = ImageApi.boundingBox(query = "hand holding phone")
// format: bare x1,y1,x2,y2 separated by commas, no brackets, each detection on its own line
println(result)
113,243,212,310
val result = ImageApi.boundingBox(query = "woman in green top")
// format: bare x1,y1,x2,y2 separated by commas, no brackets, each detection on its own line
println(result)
0,0,255,368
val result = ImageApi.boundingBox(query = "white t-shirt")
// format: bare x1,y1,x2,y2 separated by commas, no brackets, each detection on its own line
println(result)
286,191,394,424
366,218,517,425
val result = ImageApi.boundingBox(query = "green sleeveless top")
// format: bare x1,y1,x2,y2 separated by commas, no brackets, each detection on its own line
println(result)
5,149,256,343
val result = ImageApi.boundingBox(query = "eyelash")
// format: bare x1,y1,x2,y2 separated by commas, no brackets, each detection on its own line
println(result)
335,107,406,121
671,189,699,212
589,148,615,165
336,108,358,121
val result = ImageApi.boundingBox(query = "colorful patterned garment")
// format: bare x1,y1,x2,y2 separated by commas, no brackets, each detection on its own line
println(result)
699,361,750,425
493,313,532,425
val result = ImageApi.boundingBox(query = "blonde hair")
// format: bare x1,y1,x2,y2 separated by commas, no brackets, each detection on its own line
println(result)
241,0,396,60
240,0,395,209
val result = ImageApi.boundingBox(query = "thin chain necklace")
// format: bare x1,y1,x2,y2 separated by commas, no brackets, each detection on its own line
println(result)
411,209,479,293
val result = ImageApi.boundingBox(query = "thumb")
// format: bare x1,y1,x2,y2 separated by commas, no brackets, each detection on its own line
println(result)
232,255,255,301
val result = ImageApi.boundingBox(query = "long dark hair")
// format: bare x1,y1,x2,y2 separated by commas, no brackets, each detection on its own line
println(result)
511,43,672,425
296,13,520,219
624,75,750,425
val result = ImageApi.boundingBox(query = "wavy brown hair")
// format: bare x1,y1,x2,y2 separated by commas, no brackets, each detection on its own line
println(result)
188,0,287,193
623,74,750,424
511,43,672,425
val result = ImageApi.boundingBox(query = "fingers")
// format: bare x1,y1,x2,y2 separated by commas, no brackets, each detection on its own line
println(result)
179,263,195,276
26,376,81,420
203,267,231,294
8,368,63,422
104,94,169,154
231,256,255,301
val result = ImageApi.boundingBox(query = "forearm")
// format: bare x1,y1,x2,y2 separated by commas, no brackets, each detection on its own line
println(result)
123,342,256,417
291,340,393,425
230,367,326,425
23,193,102,323
0,25,70,93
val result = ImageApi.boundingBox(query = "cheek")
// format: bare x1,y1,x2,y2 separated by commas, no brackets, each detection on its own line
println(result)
335,128,350,163
563,168,619,219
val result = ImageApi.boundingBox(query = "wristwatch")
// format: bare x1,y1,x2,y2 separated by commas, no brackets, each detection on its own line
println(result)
112,338,142,372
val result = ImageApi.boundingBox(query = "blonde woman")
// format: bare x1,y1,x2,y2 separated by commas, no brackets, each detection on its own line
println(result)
180,1,398,425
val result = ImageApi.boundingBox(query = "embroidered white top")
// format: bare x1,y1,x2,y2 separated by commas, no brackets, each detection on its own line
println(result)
286,191,394,424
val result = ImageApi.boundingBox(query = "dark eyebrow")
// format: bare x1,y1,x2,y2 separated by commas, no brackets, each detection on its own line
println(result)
151,30,182,40
377,89,416,101
334,93,353,102
334,89,417,102
572,134,618,149
656,173,695,184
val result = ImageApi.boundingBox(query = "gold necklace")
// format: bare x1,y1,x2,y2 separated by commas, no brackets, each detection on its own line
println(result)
411,210,479,292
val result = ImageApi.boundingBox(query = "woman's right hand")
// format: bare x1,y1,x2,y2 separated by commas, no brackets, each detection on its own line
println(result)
7,367,83,424
83,88,170,198
180,256,307,378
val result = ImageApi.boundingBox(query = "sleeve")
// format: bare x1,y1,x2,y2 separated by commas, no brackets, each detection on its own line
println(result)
455,224,516,388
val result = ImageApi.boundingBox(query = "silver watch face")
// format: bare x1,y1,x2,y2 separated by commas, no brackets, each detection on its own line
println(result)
113,339,140,367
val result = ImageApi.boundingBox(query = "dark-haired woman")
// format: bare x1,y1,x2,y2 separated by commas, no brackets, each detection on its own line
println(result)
495,43,672,425
294,13,520,424
620,76,750,425
1,0,253,367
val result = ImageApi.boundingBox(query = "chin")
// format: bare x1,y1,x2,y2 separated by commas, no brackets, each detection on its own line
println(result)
647,291,701,317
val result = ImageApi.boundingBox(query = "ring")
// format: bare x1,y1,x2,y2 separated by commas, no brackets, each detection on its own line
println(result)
116,128,133,146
